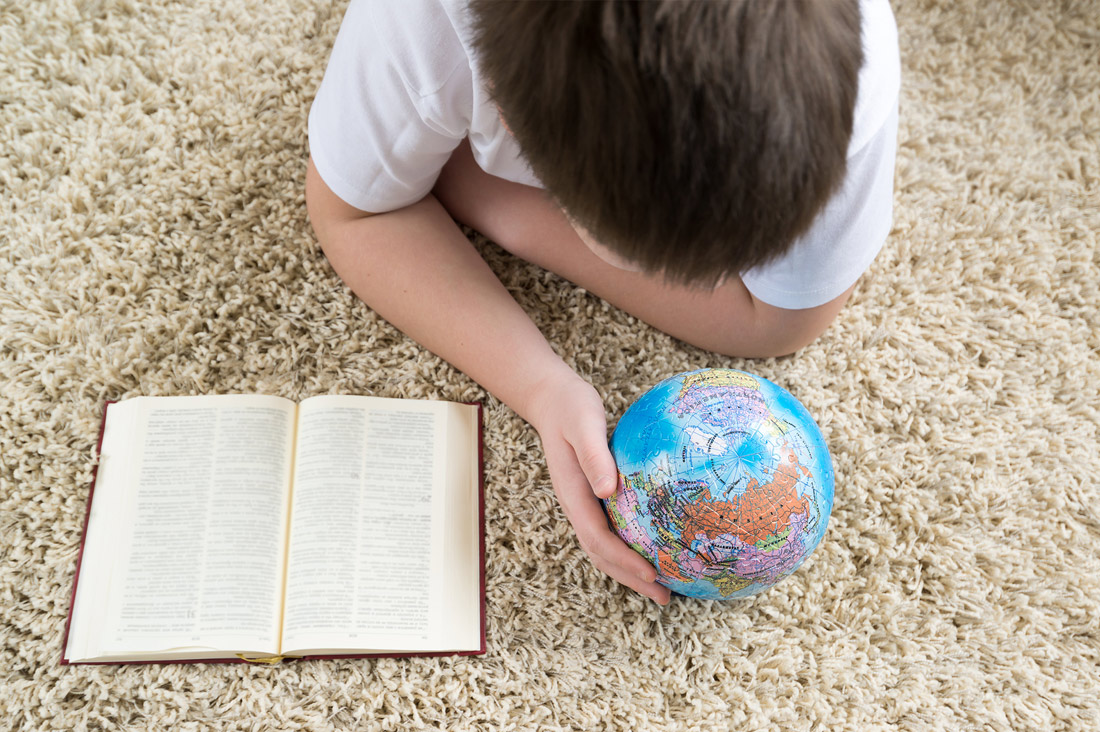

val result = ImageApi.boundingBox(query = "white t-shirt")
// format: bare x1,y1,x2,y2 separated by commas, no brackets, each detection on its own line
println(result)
308,0,901,310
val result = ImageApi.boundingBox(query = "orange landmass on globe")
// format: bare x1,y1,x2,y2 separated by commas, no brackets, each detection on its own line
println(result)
657,548,688,582
679,452,811,549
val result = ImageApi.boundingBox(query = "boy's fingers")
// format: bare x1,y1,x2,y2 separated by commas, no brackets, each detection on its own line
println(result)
569,489,669,604
600,551,671,605
563,411,618,499
544,430,667,604
572,495,650,577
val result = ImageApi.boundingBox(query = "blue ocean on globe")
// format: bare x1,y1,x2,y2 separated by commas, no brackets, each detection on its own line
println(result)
603,368,834,600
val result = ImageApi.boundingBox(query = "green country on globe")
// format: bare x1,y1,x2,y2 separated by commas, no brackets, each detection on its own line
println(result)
604,369,834,600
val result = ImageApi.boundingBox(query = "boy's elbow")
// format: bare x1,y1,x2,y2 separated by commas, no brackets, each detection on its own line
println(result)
305,156,377,248
700,323,818,360
758,327,827,359
737,285,857,359
724,326,824,360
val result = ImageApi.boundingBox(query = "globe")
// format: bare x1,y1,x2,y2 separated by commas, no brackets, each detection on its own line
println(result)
603,368,834,600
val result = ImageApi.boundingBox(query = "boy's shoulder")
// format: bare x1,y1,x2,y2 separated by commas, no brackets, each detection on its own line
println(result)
340,0,471,98
309,0,534,214
849,0,901,156
742,0,900,309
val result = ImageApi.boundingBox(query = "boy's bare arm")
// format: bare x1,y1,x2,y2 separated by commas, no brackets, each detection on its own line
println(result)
306,157,562,420
511,239,855,359
305,157,671,605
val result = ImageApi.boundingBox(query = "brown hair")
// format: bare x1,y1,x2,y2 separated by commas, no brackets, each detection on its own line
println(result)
470,0,863,286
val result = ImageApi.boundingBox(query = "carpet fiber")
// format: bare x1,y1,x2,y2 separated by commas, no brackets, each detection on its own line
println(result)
2,1,1098,729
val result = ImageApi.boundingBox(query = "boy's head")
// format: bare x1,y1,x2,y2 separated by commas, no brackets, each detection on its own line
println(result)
470,0,863,286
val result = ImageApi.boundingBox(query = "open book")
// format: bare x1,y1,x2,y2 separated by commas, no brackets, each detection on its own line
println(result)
63,395,484,664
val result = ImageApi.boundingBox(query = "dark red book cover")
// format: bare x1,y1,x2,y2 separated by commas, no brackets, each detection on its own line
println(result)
61,400,487,666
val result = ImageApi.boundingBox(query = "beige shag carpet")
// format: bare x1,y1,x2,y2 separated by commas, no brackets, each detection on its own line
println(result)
2,0,1098,729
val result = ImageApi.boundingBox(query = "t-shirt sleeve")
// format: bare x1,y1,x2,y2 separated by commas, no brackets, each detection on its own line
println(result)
307,0,469,213
740,104,899,311
741,0,900,311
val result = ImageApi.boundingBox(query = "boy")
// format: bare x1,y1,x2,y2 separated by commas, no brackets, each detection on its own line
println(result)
305,0,900,605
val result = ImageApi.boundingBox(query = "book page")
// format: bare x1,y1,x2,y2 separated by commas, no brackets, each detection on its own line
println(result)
66,395,296,662
280,395,479,654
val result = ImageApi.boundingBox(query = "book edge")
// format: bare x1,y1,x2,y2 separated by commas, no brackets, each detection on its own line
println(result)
470,401,487,657
60,401,116,666
61,648,486,666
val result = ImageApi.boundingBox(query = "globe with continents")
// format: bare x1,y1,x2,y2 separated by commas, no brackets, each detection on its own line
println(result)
604,368,834,600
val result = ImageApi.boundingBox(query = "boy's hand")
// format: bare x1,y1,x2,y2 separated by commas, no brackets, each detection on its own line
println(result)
527,369,671,606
